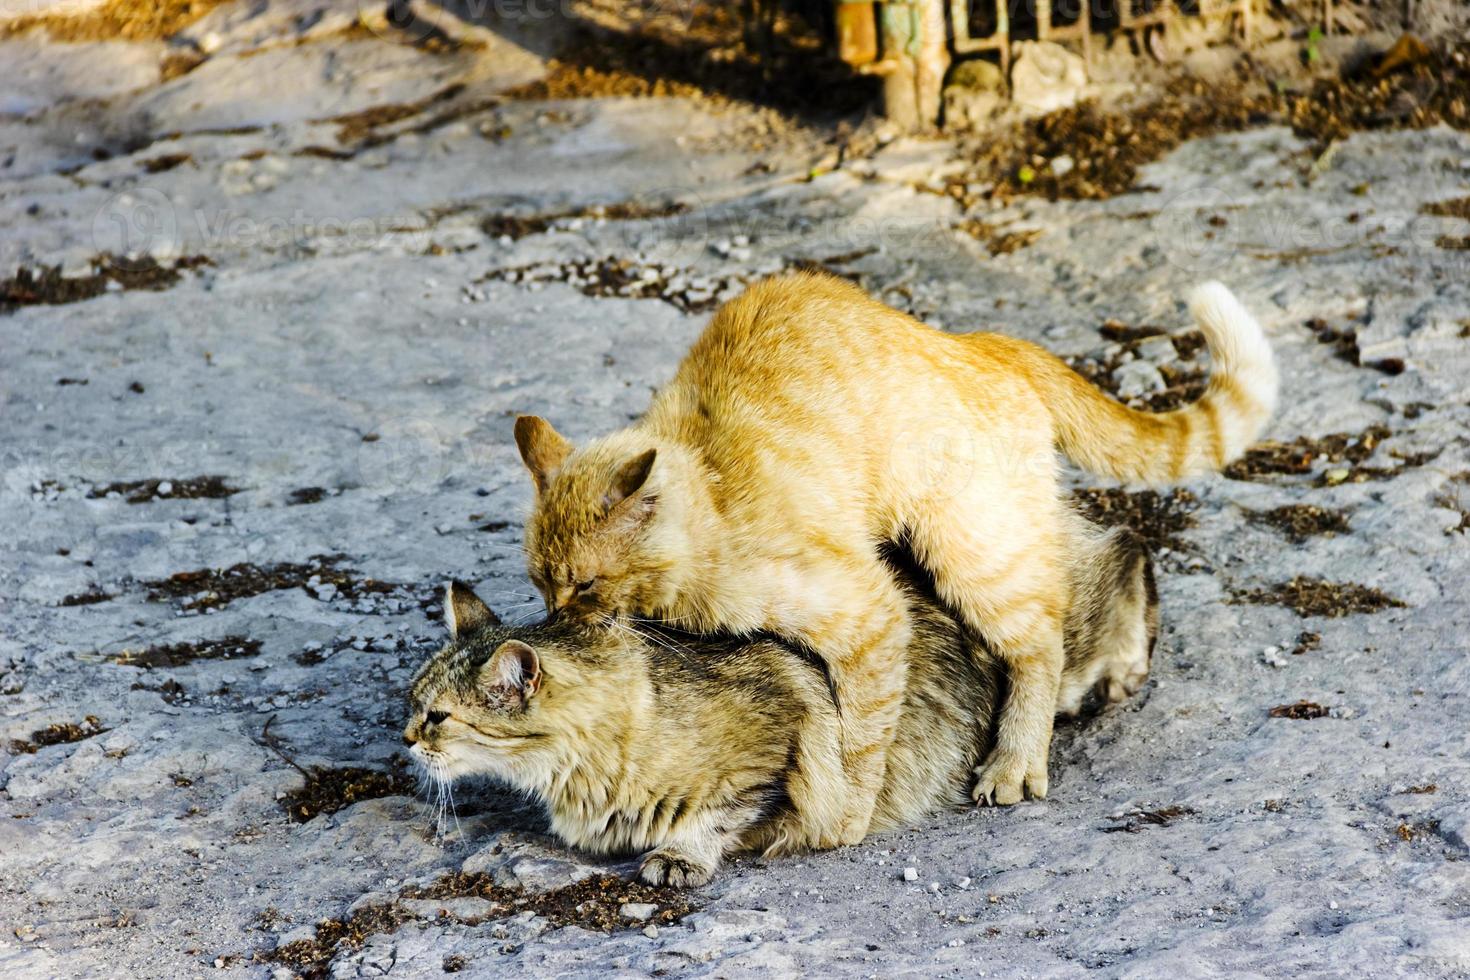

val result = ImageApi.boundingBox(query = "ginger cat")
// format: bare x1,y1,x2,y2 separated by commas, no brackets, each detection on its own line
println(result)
513,272,1275,841
405,527,1155,886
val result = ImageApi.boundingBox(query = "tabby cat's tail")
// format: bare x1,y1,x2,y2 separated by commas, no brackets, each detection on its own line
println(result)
1039,282,1278,483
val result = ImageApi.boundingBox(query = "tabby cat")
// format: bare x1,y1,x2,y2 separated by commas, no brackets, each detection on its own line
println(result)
404,526,1156,886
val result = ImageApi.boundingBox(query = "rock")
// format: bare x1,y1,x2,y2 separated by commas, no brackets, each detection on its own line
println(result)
1438,810,1470,851
903,866,918,882
460,832,605,891
620,902,658,922
1050,154,1075,177
1135,335,1178,364
944,87,1003,129
643,924,659,939
686,908,786,942
274,925,319,950
1112,360,1166,398
949,58,1004,92
1010,41,1088,116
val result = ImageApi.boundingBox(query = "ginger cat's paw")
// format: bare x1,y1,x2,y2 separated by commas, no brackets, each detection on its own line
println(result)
972,751,1048,806
639,848,715,888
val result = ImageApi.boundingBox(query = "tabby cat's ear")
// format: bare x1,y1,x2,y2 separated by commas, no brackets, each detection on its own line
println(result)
445,580,499,640
602,449,657,513
484,640,541,703
514,415,572,494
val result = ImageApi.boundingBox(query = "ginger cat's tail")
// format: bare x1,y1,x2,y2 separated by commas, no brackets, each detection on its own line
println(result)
1039,282,1278,483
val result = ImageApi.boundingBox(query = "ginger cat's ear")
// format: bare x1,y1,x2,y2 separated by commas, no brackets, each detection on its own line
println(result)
603,449,657,513
445,580,499,640
483,640,542,705
514,415,572,494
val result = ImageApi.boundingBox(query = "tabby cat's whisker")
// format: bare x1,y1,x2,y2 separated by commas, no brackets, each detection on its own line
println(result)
476,589,539,601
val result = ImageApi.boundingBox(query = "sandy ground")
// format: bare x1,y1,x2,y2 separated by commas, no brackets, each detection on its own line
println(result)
2,3,1469,977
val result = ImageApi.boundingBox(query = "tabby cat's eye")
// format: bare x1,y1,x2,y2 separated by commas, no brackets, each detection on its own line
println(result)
426,709,449,725
575,578,595,593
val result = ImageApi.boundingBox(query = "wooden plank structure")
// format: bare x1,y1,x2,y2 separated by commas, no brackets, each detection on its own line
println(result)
839,0,1259,129
948,0,1256,77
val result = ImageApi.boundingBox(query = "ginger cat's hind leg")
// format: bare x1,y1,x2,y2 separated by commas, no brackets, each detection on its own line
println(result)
909,491,1068,806
801,551,914,845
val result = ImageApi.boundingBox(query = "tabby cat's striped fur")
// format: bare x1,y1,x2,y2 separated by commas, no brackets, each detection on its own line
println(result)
404,529,1156,887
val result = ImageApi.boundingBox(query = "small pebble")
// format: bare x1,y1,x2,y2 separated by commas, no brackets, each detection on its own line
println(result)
620,902,658,922
903,867,918,882
642,924,659,939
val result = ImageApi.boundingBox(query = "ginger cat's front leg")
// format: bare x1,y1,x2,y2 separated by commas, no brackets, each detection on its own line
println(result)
969,616,1063,804
801,555,913,846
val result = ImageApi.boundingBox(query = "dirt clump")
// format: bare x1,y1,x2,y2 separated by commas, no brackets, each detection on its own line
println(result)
404,871,696,931
142,554,427,613
956,219,1042,256
1229,576,1406,617
1290,631,1322,656
948,41,1470,204
142,153,193,173
60,589,113,607
1246,504,1353,542
1269,700,1331,720
1066,322,1208,413
1072,487,1199,553
112,636,262,669
264,871,695,978
481,200,689,242
1303,318,1405,375
281,765,418,823
1,256,212,315
288,487,329,505
8,715,107,754
1103,805,1196,833
1222,424,1413,484
88,475,239,504
482,258,740,315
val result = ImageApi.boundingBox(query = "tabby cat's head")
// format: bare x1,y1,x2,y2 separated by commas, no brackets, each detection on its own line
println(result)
403,582,619,786
514,415,689,624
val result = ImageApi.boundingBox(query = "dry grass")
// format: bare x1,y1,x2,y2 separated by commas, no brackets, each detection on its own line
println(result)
0,0,230,42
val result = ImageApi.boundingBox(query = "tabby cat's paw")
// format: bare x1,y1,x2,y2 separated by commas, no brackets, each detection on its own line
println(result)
834,811,872,847
638,848,714,888
972,751,1048,806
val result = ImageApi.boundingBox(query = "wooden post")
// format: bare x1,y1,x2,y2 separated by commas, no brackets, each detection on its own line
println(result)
879,0,949,131
914,0,950,128
879,1,921,130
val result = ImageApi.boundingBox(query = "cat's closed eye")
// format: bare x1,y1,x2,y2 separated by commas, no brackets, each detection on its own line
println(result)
575,578,596,594
426,709,449,725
